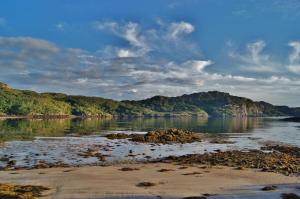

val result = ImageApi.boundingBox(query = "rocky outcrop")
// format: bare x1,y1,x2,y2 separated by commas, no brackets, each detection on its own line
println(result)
105,128,203,144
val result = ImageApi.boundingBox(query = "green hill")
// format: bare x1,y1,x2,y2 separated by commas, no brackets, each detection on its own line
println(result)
0,82,299,118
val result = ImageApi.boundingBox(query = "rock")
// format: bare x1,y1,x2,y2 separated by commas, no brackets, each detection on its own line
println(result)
235,166,246,170
0,157,9,162
281,193,300,199
202,193,216,197
163,145,300,175
261,145,300,158
261,185,277,191
136,182,156,187
182,172,202,175
157,169,174,172
105,133,131,139
0,183,50,199
7,160,16,167
178,166,189,170
78,148,108,161
97,154,106,161
105,128,203,144
182,197,207,199
209,138,235,144
119,167,140,171
144,156,152,159
35,163,50,169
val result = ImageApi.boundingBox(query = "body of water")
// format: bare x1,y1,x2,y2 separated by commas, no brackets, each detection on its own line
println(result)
0,117,265,142
0,117,299,169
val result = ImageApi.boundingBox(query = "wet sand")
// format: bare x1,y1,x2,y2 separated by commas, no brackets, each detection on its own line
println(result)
0,163,299,199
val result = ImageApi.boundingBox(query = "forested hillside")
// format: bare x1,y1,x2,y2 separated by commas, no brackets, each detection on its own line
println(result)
0,82,299,118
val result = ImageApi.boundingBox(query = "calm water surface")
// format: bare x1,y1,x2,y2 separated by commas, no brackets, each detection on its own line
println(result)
0,117,265,142
0,117,299,168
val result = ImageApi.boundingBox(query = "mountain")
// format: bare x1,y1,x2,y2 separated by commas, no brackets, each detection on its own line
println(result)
0,82,299,118
125,91,300,117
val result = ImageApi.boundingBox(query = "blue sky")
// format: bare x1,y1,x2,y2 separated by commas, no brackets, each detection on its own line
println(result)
1,0,300,106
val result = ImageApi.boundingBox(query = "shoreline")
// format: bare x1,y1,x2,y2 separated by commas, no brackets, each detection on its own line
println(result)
0,115,292,120
0,127,299,198
0,162,299,199
1,130,299,175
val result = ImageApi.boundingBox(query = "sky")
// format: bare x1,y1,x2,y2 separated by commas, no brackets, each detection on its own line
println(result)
1,0,300,106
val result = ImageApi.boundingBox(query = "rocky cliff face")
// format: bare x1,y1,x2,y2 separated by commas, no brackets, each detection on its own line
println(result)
214,104,263,117
132,91,296,117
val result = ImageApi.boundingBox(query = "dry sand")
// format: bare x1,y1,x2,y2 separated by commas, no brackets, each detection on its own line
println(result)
0,163,299,199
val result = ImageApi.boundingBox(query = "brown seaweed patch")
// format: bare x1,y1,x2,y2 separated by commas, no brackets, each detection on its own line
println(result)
0,183,50,199
163,145,300,175
105,128,203,144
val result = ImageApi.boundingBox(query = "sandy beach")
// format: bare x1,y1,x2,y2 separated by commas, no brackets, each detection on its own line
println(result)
0,162,299,199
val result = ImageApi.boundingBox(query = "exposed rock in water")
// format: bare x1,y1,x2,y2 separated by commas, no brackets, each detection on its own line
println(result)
162,145,300,175
0,183,50,199
105,128,203,144
208,137,236,144
78,148,108,161
105,133,131,140
261,185,277,191
281,193,300,199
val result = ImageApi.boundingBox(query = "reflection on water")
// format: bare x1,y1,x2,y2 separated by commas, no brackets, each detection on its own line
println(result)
0,117,299,169
0,117,264,142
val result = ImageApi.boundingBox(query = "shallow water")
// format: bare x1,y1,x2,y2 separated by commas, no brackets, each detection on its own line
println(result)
0,117,299,169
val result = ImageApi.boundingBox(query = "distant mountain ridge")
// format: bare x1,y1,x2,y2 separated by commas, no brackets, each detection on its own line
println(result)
0,82,299,118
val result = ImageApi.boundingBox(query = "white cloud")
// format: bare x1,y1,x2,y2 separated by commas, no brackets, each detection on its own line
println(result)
95,21,149,57
123,22,144,47
2,25,300,105
288,65,300,74
0,37,59,53
95,20,200,60
167,1,181,9
182,60,212,73
55,23,65,31
95,21,118,31
288,41,300,62
230,40,280,73
131,89,138,93
95,22,146,48
287,41,300,74
167,21,194,40
117,49,136,58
